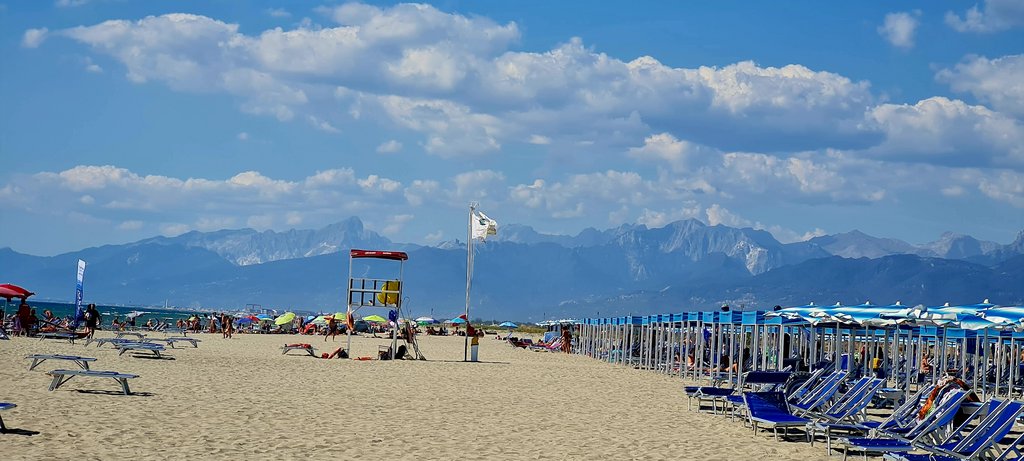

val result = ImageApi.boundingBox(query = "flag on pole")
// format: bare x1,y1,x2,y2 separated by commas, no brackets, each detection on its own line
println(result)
471,210,497,240
72,259,87,328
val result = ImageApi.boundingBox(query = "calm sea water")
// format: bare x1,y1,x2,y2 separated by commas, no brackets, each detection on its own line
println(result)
2,300,201,327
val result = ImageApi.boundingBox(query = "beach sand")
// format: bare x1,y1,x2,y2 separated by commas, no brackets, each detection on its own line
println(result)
1,331,830,460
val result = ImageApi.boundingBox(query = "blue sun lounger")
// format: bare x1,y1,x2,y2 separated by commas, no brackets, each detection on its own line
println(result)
0,402,14,432
744,391,812,441
46,369,139,395
836,389,972,461
807,377,885,449
882,399,1024,461
26,354,97,371
812,383,934,451
686,371,792,413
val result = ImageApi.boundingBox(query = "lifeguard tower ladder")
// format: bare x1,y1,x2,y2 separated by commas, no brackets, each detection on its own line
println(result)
346,249,422,360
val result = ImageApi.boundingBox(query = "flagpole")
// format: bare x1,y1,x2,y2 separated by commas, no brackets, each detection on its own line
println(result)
464,203,475,361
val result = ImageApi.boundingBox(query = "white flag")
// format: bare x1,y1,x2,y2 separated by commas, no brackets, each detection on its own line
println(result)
471,210,497,240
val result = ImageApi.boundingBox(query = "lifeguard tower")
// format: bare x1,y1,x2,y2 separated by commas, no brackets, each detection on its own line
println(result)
346,249,423,360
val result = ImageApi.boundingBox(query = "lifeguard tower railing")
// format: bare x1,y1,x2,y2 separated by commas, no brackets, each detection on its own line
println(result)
346,249,408,359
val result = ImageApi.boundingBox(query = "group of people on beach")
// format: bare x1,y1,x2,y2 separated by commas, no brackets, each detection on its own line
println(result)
1,301,103,338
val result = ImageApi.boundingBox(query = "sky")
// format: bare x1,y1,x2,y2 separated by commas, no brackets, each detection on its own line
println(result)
1,0,1023,256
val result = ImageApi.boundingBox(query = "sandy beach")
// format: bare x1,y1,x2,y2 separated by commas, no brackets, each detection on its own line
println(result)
1,331,830,460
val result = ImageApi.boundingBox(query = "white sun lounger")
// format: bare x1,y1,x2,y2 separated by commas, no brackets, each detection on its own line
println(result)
0,402,14,431
26,354,97,371
115,332,147,340
116,342,165,358
164,337,200,348
36,332,78,344
46,369,139,395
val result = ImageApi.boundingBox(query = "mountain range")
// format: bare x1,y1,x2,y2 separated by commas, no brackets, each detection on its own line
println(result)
1,217,1022,321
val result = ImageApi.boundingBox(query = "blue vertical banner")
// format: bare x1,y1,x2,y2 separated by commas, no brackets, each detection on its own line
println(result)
73,259,86,328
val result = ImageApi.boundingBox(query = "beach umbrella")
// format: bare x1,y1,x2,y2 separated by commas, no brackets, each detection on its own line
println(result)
310,316,328,326
126,311,146,319
0,283,33,300
449,317,467,325
498,321,517,328
235,317,255,325
275,312,296,326
363,314,387,323
414,316,436,324
257,314,273,320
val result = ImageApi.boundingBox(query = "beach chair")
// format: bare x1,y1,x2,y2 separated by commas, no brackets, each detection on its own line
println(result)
811,384,936,452
744,391,812,441
835,389,972,461
282,344,316,357
0,402,14,432
690,371,792,415
36,331,78,344
26,354,97,371
164,337,200,348
115,342,165,358
115,331,146,340
806,378,886,450
790,371,849,415
882,399,1024,461
46,369,139,395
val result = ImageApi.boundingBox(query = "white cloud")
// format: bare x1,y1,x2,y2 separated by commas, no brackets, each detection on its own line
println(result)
43,6,882,157
376,140,402,153
946,0,1024,33
237,132,249,141
937,54,1024,117
117,220,143,231
265,8,291,18
452,170,506,200
381,213,414,236
627,132,713,170
977,170,1024,207
307,115,340,133
705,204,750,227
528,135,551,145
22,28,48,48
867,97,1024,168
55,0,89,7
878,11,920,49
160,223,190,237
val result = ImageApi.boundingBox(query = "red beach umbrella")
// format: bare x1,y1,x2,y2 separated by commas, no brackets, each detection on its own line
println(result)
0,283,33,301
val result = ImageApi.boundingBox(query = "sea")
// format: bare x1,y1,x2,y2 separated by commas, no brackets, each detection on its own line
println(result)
2,300,205,328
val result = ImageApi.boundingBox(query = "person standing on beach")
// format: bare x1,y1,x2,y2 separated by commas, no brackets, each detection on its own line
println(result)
84,303,101,338
325,315,338,341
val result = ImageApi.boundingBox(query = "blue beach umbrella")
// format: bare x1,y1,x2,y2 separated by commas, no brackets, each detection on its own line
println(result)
498,321,517,328
449,317,467,325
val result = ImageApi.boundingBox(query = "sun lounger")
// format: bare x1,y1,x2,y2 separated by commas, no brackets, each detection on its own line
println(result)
36,332,78,344
0,402,14,432
46,369,139,395
26,354,97,371
164,337,200,348
115,342,165,358
282,344,316,357
807,377,885,450
836,389,972,461
882,399,1024,461
812,384,935,451
86,337,139,348
115,332,146,340
689,371,792,414
744,391,812,441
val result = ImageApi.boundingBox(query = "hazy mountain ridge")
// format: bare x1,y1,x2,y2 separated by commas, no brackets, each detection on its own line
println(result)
2,219,1022,319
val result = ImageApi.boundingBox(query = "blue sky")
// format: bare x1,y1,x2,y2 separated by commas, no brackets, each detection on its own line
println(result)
2,0,1023,255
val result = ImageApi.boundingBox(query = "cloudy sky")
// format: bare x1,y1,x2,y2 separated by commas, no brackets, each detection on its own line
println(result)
2,0,1023,256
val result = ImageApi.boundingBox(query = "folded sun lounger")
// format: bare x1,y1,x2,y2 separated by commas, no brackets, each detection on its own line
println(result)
46,369,140,395
26,354,97,371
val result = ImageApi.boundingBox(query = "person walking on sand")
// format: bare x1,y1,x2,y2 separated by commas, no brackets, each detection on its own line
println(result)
325,315,338,342
84,303,101,338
